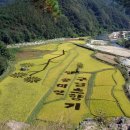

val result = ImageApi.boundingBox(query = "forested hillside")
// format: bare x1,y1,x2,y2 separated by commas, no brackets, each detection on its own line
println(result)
117,0,130,15
0,0,14,6
0,0,130,44
59,0,130,36
0,43,12,75
0,0,76,44
118,0,130,7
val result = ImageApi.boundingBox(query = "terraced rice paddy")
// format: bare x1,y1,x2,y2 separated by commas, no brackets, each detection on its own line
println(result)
0,40,129,127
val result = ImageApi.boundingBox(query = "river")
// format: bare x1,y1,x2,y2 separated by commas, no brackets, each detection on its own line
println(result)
96,33,123,47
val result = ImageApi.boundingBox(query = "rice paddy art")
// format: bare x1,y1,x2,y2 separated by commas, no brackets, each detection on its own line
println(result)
0,41,129,127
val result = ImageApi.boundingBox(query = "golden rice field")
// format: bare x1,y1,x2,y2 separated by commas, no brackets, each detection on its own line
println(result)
0,39,130,127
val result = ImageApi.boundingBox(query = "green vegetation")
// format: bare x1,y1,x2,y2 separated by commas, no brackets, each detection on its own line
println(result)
116,0,130,15
76,62,83,73
32,0,60,16
117,39,130,48
0,0,130,129
0,0,74,44
118,0,130,7
59,0,130,36
0,42,13,75
0,0,130,44
0,40,129,129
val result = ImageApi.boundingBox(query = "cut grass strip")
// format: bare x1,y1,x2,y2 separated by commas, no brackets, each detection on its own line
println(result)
86,73,96,107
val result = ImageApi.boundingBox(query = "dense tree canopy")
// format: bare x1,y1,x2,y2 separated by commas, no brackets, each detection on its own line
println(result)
118,0,130,7
0,0,130,75
0,42,12,75
0,0,130,44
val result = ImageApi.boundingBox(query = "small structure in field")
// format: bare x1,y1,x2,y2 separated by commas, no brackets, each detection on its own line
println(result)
20,67,28,71
63,50,65,55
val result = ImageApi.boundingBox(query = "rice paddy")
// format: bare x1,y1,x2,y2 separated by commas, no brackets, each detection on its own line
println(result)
0,40,129,127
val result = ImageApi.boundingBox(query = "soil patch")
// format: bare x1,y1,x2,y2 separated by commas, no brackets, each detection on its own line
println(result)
16,50,54,61
95,53,117,65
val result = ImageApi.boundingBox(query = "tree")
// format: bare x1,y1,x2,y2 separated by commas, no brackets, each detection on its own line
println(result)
0,42,13,75
0,56,7,75
76,62,83,73
0,42,12,60
32,0,60,16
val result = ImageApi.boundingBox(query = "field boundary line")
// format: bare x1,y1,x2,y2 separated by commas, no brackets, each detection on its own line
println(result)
87,98,116,102
86,73,96,107
29,50,65,76
111,69,130,118
41,48,73,85
81,68,115,74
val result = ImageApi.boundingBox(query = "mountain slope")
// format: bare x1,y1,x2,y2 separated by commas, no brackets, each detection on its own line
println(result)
0,0,74,44
0,0,130,44
0,0,14,6
59,0,130,35
117,0,130,15
0,0,9,6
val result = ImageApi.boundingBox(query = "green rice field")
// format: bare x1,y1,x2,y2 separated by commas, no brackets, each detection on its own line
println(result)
0,39,129,128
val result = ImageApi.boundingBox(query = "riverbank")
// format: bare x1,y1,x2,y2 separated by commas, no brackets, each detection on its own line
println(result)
86,40,130,57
